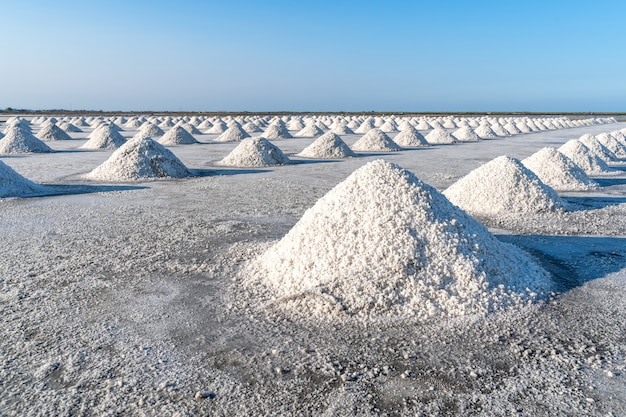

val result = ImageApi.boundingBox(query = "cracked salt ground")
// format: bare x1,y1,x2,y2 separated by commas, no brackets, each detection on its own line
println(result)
1,115,625,416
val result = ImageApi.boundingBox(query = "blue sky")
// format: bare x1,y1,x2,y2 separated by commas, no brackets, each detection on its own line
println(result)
2,0,625,112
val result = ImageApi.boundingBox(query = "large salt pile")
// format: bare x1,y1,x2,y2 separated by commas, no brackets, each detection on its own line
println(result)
263,122,293,139
0,125,53,154
522,147,599,191
214,125,250,142
558,140,613,175
597,132,626,158
85,137,190,181
425,127,457,144
219,137,291,167
351,128,401,152
81,124,127,150
157,125,199,145
37,123,72,141
392,125,429,147
443,156,565,216
578,134,618,163
297,132,356,159
295,124,324,137
452,126,480,142
474,123,499,139
0,160,45,197
245,160,552,320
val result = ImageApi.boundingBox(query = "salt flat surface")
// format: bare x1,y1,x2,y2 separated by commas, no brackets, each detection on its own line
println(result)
1,117,626,416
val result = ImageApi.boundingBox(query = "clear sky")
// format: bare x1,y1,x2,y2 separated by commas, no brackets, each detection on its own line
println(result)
2,0,625,112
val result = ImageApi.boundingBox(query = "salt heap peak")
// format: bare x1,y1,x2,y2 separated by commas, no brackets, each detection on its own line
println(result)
443,155,565,216
295,124,324,138
297,132,356,159
0,125,53,154
0,160,45,197
558,140,613,175
263,122,293,139
37,123,72,141
522,147,599,191
351,128,401,152
425,127,457,144
247,160,552,320
214,125,251,142
392,125,429,147
82,124,127,150
219,137,291,167
452,126,480,142
86,137,191,181
158,125,199,145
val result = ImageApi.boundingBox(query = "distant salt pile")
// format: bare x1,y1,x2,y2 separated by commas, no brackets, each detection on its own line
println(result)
392,125,429,147
351,128,401,152
58,121,82,133
86,137,190,181
246,160,552,320
158,125,199,145
295,124,324,137
443,156,565,216
177,122,202,135
197,119,213,130
503,122,522,135
425,127,457,144
206,120,227,134
138,122,165,138
82,124,127,150
515,120,533,133
558,140,613,175
442,118,456,129
379,120,398,133
475,123,498,139
297,132,356,159
578,134,618,163
415,119,431,130
125,118,143,129
0,160,46,198
287,118,305,131
331,123,354,135
522,147,599,191
0,125,53,154
452,126,480,142
489,123,510,137
242,121,263,133
37,123,72,141
219,137,291,167
263,122,292,139
598,132,626,158
354,118,375,134
215,125,250,142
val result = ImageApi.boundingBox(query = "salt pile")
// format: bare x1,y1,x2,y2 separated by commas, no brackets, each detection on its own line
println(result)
177,122,202,135
503,122,522,135
206,121,228,134
414,119,431,130
81,124,127,150
287,118,305,131
392,125,429,147
425,127,457,144
138,122,164,138
295,124,324,137
85,137,191,181
263,122,292,139
578,134,618,163
474,123,499,139
246,160,552,320
0,160,45,197
379,120,398,133
522,147,599,191
558,140,613,175
242,121,263,133
597,132,626,158
37,123,72,141
331,123,355,135
58,121,82,133
443,156,565,216
0,125,53,154
489,123,510,137
354,118,375,134
452,126,480,142
351,128,401,152
158,125,199,145
219,137,291,167
214,125,250,142
297,132,356,159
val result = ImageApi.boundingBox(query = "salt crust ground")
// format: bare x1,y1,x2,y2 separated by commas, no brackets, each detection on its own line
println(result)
1,116,625,416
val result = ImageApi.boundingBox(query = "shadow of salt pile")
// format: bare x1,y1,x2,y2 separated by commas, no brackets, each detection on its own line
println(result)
189,168,271,177
594,178,626,187
561,195,626,211
495,235,626,291
12,184,146,199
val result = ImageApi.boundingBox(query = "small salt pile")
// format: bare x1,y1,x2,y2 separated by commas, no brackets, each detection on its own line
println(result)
297,132,356,159
452,126,480,142
177,122,202,135
414,119,431,130
354,118,375,134
522,147,599,191
0,160,45,197
263,122,293,139
578,134,618,163
37,123,72,141
558,140,613,175
443,155,565,216
245,160,552,320
351,128,401,152
379,120,398,133
331,123,355,135
158,125,199,145
219,137,291,167
425,127,457,144
138,122,165,138
206,121,228,134
82,124,127,150
503,122,522,135
86,137,190,181
295,124,324,138
0,125,53,154
392,125,429,147
124,118,143,129
474,123,498,139
287,118,305,131
489,123,510,137
214,125,251,142
242,121,263,133
58,121,82,133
